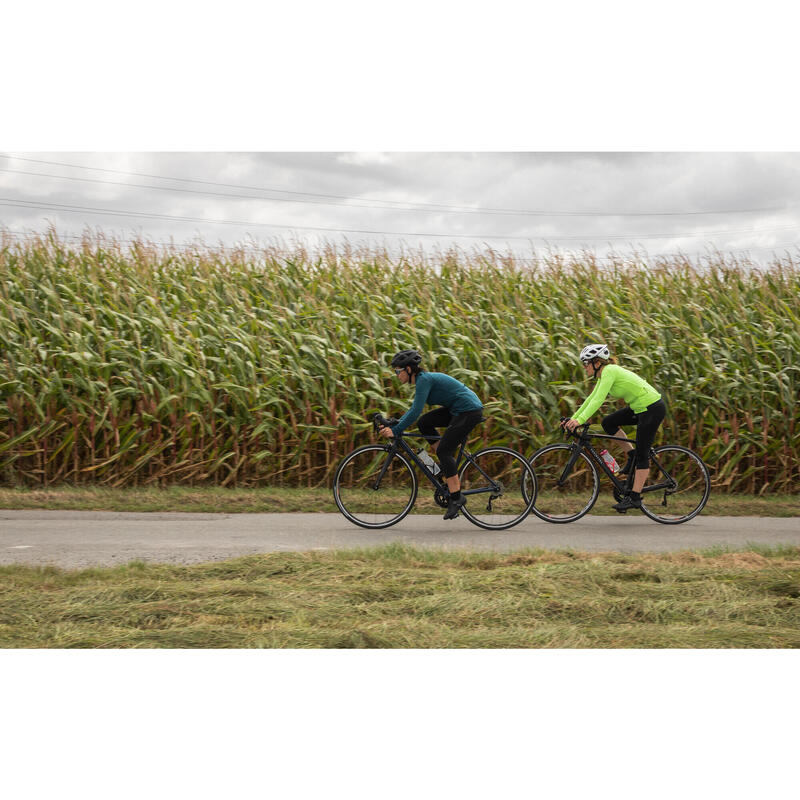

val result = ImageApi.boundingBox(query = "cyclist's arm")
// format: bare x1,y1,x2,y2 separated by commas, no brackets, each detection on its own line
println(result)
573,368,615,423
391,377,432,435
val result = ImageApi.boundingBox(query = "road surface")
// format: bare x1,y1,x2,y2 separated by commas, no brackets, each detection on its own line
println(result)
1,510,799,568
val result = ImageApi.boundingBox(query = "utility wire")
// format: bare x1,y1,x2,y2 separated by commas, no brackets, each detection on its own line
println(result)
0,166,474,215
2,153,795,218
3,196,800,243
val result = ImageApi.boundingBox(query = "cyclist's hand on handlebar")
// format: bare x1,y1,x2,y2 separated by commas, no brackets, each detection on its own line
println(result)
372,413,396,438
562,417,581,433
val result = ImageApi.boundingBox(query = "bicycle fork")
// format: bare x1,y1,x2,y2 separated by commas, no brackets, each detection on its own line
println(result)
557,444,585,487
371,448,397,490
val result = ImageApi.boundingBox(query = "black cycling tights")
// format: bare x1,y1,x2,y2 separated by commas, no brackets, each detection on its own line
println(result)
417,407,484,478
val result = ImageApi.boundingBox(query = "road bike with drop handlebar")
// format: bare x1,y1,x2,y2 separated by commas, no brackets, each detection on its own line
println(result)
333,413,537,530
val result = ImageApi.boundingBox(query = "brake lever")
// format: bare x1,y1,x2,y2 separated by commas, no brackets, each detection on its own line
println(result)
372,413,399,434
558,417,583,438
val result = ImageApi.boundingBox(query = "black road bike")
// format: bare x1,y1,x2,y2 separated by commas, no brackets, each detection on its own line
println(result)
333,414,537,530
528,420,711,524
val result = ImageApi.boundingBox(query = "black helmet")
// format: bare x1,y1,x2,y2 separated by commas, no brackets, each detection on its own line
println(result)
390,349,423,369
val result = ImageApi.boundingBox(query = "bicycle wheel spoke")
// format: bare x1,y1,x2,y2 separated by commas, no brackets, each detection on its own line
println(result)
459,447,535,530
334,446,416,528
529,444,599,522
641,446,711,524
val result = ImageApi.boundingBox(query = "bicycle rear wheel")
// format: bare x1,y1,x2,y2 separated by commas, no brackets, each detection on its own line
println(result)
458,446,536,530
333,445,417,529
528,443,600,523
640,445,711,524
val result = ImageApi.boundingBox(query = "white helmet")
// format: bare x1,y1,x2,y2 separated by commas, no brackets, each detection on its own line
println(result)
580,343,610,363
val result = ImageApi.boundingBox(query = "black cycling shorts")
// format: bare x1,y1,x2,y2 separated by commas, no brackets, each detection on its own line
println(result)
601,399,667,469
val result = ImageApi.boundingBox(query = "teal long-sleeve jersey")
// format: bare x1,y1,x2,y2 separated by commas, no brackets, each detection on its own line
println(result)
390,372,483,436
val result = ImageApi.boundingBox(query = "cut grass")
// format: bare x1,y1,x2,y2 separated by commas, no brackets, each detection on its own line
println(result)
0,485,798,516
1,544,798,648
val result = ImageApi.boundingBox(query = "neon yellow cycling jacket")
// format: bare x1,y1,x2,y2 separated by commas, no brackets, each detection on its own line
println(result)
573,364,661,423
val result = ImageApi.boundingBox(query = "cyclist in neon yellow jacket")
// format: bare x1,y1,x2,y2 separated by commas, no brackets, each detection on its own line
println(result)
562,344,666,512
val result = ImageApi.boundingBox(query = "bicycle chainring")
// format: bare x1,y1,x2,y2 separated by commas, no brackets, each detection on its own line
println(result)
433,489,450,508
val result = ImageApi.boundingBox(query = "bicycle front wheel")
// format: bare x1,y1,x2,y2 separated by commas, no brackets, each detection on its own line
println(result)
333,445,417,529
640,445,711,524
458,446,536,530
528,443,600,523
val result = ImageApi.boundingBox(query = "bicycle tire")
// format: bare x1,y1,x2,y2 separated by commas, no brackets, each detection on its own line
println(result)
458,446,537,530
333,444,417,529
640,445,711,524
528,443,600,523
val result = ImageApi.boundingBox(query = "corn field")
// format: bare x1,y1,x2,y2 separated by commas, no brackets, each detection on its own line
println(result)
1,231,799,492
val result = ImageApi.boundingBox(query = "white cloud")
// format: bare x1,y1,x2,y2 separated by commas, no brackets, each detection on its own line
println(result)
336,153,393,167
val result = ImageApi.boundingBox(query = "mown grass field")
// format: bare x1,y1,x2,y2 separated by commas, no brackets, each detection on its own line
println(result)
1,544,798,648
1,234,798,492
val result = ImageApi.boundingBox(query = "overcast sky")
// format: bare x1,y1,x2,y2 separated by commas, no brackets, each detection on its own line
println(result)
2,152,800,263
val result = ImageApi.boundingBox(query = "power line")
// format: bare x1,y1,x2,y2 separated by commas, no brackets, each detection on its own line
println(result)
2,153,795,218
0,197,548,240
3,195,800,243
0,166,467,215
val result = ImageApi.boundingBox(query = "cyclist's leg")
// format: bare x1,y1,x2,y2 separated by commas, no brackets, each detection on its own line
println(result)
602,406,636,440
602,406,637,472
438,410,483,479
631,399,667,493
418,407,452,452
439,409,483,517
613,401,666,511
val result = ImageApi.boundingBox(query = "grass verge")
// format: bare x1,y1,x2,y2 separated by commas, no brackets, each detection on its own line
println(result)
1,544,799,648
0,486,798,516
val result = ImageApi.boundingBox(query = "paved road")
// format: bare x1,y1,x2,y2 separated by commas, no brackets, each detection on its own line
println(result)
1,510,799,568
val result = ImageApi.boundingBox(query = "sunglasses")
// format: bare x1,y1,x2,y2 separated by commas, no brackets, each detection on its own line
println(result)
394,368,406,375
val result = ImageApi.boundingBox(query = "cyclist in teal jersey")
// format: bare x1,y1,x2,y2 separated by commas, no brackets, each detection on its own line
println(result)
563,344,666,512
378,349,483,520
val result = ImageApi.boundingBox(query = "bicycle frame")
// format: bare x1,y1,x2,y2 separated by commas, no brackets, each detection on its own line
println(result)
376,431,503,501
566,429,678,497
